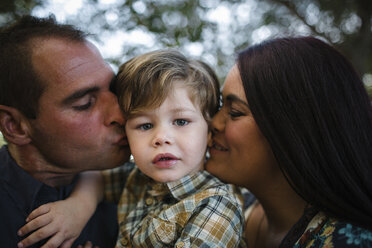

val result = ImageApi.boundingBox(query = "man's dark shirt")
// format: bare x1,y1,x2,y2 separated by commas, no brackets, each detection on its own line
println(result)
0,146,118,247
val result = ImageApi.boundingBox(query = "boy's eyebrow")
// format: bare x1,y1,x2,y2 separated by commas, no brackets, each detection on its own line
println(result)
62,87,99,105
226,94,249,107
129,106,198,118
171,107,198,114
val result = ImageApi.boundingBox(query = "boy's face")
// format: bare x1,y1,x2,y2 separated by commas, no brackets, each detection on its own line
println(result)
126,84,208,183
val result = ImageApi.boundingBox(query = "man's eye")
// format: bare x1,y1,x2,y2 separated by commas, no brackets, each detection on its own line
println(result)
138,123,153,130
73,101,92,111
72,95,96,111
174,119,189,126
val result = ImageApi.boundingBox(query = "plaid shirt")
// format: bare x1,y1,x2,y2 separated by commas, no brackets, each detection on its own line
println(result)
102,162,244,248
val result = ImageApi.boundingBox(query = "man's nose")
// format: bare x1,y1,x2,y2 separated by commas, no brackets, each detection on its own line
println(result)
104,92,125,126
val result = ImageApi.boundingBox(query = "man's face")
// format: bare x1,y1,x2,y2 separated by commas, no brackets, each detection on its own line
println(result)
28,38,130,174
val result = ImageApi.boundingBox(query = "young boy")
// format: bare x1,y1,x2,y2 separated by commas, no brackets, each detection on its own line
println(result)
18,50,244,247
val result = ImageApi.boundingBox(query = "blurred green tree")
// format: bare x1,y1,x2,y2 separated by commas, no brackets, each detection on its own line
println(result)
0,0,43,23
1,0,371,98
266,0,372,81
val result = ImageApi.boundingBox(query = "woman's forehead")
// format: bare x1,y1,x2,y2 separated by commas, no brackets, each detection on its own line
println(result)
222,65,246,101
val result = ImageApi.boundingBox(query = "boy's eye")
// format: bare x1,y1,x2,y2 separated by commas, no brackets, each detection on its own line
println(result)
139,123,153,130
174,119,189,126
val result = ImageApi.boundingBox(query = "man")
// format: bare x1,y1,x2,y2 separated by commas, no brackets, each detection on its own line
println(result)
0,15,130,247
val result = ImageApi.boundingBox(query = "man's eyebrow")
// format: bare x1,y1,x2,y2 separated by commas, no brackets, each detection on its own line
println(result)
62,87,99,105
226,94,249,107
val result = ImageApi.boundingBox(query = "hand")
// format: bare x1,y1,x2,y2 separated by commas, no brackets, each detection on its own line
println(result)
17,199,91,248
77,241,100,248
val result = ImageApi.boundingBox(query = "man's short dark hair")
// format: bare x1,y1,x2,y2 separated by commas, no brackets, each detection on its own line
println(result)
0,15,87,118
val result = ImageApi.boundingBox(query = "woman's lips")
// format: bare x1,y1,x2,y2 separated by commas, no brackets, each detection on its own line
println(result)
208,140,228,156
210,140,228,151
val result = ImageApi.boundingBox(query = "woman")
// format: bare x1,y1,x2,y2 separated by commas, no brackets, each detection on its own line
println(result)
206,37,372,247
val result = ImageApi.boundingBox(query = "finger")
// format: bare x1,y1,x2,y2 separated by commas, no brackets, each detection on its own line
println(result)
60,238,75,248
26,204,51,222
17,226,56,248
40,232,70,248
18,214,52,237
83,241,93,248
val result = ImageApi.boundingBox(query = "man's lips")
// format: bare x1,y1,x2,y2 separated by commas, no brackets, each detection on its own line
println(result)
116,136,129,146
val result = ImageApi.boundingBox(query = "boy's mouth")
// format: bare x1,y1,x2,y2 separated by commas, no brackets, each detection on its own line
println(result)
152,153,179,163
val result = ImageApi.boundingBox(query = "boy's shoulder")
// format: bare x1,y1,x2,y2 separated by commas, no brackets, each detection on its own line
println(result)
118,169,245,247
167,170,239,199
103,161,136,177
165,170,244,215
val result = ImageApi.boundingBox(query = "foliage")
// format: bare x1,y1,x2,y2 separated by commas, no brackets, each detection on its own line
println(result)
1,0,372,98
267,0,372,80
0,0,43,24
0,132,6,146
64,0,236,78
367,86,372,99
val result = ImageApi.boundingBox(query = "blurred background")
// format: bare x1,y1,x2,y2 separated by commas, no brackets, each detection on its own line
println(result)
0,0,371,144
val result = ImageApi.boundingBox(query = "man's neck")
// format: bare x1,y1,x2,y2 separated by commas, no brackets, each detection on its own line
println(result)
8,144,76,187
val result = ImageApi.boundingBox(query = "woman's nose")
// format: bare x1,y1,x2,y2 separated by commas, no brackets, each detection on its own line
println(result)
211,108,225,134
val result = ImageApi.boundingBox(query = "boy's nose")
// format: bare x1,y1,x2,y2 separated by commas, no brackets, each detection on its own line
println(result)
152,129,172,147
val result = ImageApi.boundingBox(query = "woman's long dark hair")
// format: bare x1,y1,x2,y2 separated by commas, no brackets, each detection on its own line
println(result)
237,37,372,229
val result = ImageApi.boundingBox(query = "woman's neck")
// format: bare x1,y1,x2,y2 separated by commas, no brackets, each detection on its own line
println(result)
245,176,307,247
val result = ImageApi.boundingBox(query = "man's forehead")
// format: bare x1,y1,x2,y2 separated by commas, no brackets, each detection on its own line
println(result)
31,38,109,83
62,56,106,76
34,38,94,58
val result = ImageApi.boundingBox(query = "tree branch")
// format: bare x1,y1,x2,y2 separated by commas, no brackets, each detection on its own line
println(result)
267,0,332,43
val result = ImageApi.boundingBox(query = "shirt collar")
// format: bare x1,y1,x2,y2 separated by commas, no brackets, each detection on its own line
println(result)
145,170,224,201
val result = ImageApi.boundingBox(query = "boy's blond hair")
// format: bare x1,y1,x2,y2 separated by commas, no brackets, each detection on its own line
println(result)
115,50,220,122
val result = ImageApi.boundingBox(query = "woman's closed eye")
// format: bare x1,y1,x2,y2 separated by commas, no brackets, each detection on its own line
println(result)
228,109,244,119
225,94,250,119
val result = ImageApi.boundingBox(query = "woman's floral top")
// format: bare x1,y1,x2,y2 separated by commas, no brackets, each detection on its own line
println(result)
292,211,372,247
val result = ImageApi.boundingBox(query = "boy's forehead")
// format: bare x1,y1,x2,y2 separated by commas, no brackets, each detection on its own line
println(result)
128,88,201,116
127,82,194,107
130,104,198,116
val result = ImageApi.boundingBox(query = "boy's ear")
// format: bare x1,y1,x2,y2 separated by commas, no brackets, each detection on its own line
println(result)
0,105,32,145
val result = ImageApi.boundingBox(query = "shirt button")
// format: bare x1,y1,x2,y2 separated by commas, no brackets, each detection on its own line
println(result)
120,237,129,246
145,197,154,206
176,241,185,248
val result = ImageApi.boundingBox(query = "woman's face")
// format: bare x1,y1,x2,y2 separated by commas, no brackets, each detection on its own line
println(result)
206,65,278,189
